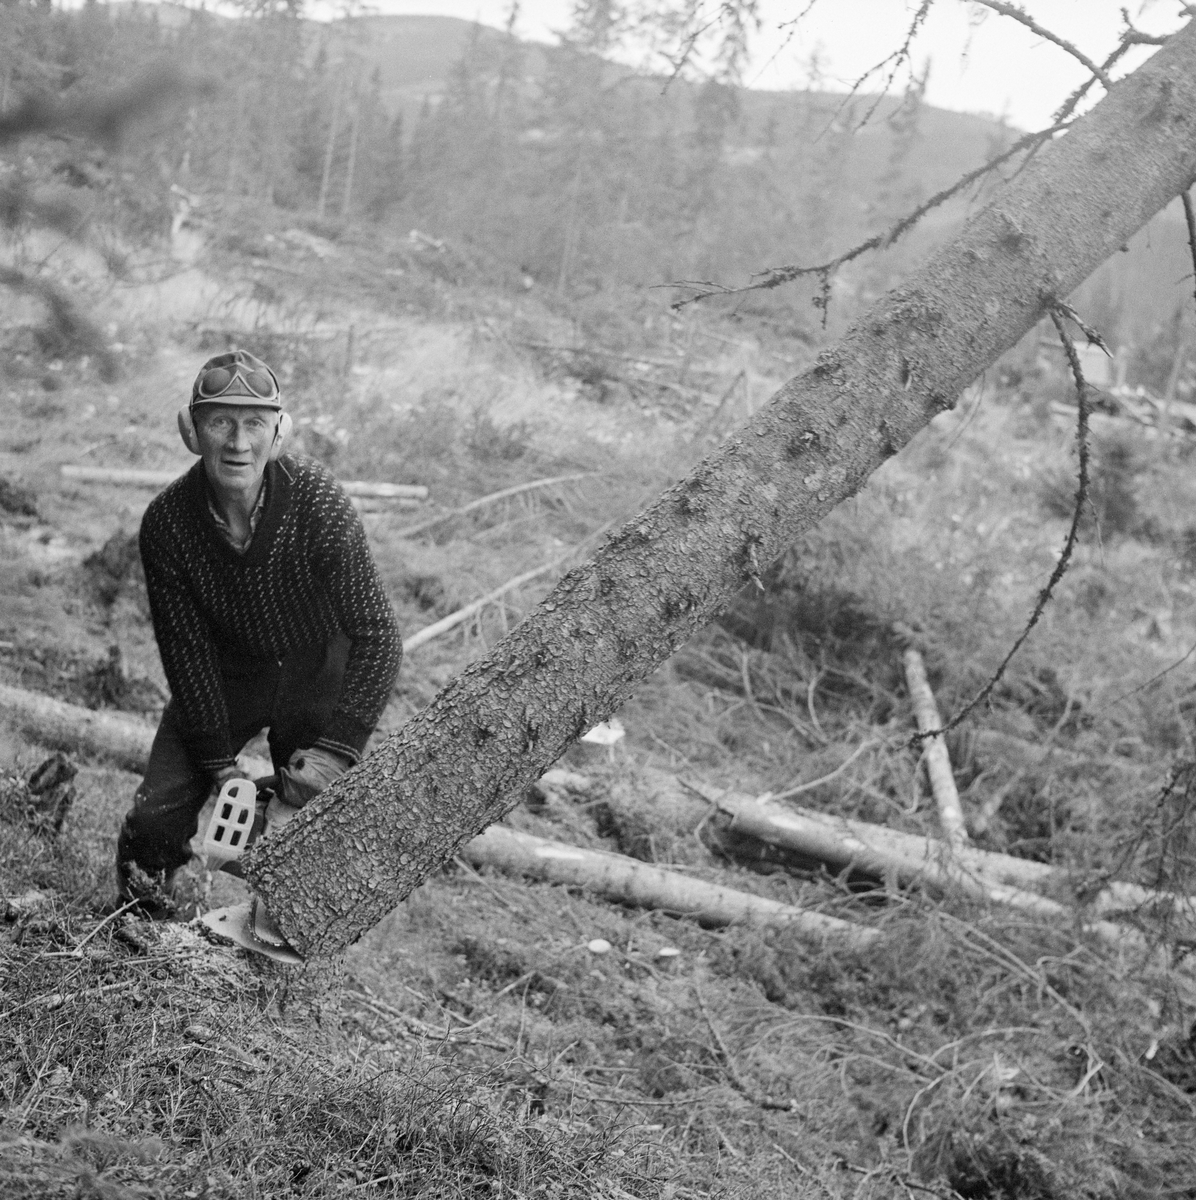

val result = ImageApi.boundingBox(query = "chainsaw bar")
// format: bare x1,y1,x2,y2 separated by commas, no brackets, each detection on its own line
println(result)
201,900,303,965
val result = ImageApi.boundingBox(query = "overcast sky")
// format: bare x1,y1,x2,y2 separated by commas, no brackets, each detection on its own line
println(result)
321,0,1184,129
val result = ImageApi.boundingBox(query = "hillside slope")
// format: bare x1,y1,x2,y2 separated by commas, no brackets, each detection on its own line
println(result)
4,202,1196,1195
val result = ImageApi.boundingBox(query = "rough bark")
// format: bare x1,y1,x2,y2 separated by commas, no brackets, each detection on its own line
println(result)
463,824,879,947
0,684,154,772
246,25,1196,959
903,649,968,849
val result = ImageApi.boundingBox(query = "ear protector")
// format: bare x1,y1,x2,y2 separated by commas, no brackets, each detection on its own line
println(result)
178,407,293,460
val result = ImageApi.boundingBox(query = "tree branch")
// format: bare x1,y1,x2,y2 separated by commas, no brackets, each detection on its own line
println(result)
1120,7,1171,47
969,0,1113,88
831,0,934,133
1050,41,1133,125
670,1,1179,315
914,301,1096,743
668,120,1070,310
1183,189,1196,309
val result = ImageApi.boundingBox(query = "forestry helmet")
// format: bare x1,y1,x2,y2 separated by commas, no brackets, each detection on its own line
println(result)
190,350,281,411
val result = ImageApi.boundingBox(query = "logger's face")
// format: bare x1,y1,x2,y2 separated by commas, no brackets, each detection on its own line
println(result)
195,404,278,495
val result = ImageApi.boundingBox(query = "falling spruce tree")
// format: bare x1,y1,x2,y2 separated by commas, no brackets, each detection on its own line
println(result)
244,14,1196,958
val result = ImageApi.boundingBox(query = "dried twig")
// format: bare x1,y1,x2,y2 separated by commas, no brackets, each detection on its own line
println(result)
346,981,510,1050
404,522,614,652
61,900,141,958
934,910,1092,1038
754,1012,945,1078
766,738,880,802
1183,190,1196,310
913,301,1095,741
393,473,597,540
694,982,799,1112
0,978,137,1022
451,855,523,914
829,0,935,133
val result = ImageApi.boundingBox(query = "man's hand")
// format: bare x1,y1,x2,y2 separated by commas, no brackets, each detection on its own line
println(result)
279,746,352,808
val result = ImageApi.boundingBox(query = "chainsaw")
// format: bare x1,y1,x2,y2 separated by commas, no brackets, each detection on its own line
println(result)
198,775,303,964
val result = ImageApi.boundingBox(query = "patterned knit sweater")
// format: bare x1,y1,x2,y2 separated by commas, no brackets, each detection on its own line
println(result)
139,455,402,771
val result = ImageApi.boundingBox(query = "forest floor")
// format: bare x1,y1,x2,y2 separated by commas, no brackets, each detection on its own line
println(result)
4,210,1196,1198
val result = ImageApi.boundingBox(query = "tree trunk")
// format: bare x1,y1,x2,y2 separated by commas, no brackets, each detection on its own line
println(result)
0,684,154,772
246,25,1196,959
341,91,361,220
317,70,344,222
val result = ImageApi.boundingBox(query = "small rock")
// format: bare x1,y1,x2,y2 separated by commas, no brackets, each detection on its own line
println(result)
586,938,612,954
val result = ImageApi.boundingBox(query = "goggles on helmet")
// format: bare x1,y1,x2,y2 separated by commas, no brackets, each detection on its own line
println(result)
190,350,281,410
193,364,279,405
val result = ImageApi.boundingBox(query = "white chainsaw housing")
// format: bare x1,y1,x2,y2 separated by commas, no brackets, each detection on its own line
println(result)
201,778,257,863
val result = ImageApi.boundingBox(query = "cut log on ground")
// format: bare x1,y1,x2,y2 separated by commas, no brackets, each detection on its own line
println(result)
60,466,182,488
350,497,422,513
903,649,969,850
462,824,880,947
0,683,154,772
711,788,1187,948
339,481,428,501
60,465,427,501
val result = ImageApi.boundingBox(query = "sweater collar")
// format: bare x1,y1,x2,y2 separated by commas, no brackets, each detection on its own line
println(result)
188,457,294,566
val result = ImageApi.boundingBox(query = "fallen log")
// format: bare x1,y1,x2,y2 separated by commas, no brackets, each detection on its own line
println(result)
341,481,429,501
60,465,428,501
702,785,1055,893
350,497,422,514
461,824,880,947
0,683,154,772
903,649,968,849
61,466,181,488
709,788,1192,946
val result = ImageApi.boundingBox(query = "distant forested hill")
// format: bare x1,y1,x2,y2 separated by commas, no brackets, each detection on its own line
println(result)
6,5,1187,349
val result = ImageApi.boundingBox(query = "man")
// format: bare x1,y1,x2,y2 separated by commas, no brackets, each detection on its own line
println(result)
118,350,402,914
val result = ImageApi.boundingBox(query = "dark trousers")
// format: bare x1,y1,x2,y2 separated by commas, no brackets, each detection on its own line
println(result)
117,634,350,886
